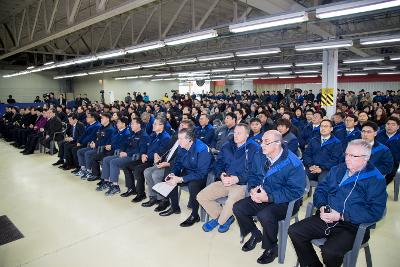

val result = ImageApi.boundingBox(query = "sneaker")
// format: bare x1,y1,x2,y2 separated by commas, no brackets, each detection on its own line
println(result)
202,218,219,232
105,185,121,196
218,216,235,233
80,172,88,180
74,170,84,176
96,181,109,191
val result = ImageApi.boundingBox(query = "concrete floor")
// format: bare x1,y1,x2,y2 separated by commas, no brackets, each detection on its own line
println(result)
0,140,399,267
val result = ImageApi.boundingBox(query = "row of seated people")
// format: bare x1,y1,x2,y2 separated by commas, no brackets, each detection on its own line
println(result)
1,107,398,266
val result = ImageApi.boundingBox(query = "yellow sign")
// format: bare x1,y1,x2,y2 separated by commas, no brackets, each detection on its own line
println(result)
321,87,334,106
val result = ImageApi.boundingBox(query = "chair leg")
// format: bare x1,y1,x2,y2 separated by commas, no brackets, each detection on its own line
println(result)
278,221,289,264
200,207,206,222
394,174,399,201
343,252,350,267
364,246,372,267
50,141,55,155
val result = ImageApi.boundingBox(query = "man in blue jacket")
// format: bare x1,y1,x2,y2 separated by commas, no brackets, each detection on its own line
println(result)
334,114,361,151
75,113,115,178
197,123,261,233
276,118,299,155
289,139,387,267
300,111,323,149
88,116,131,182
96,117,149,195
195,114,214,147
303,120,343,182
376,116,400,184
71,112,101,172
121,117,171,202
361,121,393,176
160,128,213,227
249,117,263,144
233,130,306,264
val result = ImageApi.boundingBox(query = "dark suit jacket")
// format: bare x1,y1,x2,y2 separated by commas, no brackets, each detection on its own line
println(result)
44,116,63,141
66,121,85,142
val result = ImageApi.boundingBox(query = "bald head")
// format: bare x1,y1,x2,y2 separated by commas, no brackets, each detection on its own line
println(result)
261,130,283,158
264,130,283,143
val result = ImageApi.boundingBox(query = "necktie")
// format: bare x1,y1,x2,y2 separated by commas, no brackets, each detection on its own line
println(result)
72,126,76,139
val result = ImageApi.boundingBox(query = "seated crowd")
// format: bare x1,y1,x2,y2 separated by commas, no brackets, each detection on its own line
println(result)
1,88,399,266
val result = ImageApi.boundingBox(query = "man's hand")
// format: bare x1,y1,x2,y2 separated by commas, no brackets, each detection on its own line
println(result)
319,207,341,223
105,145,112,151
165,174,182,186
89,142,95,149
119,152,127,158
250,186,268,203
39,128,44,132
76,143,81,147
45,135,50,139
153,153,161,164
221,174,239,187
157,162,170,168
29,124,34,128
141,154,148,163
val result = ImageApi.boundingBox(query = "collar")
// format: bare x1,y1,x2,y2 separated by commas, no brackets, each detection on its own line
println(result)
267,148,283,165
346,128,354,132
321,135,331,141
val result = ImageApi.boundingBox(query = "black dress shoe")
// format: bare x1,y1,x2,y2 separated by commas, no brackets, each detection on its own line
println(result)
20,150,27,153
52,159,64,166
141,198,159,207
120,188,136,197
23,151,33,155
154,200,170,212
180,215,200,227
159,207,181,217
257,247,278,264
242,232,262,252
131,193,146,203
71,168,80,173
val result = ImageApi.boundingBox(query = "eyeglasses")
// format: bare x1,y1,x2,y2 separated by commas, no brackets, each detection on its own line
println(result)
262,140,280,146
345,153,367,159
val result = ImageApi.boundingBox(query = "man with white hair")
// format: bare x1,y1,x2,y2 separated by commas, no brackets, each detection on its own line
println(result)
289,139,387,267
233,130,306,264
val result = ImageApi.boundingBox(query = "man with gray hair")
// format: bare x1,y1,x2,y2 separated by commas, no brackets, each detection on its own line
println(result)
233,130,306,264
289,139,387,267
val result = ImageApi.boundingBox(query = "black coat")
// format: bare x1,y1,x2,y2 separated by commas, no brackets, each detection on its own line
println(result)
66,121,85,142
44,116,63,141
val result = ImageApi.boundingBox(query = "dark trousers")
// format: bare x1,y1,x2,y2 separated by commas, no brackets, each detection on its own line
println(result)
19,128,34,146
72,146,85,168
386,162,399,185
25,132,44,152
58,141,66,158
91,152,111,177
63,142,77,166
288,214,369,267
233,197,300,250
121,160,153,194
168,179,207,217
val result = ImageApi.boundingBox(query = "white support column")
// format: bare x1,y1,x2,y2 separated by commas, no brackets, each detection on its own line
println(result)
321,49,338,118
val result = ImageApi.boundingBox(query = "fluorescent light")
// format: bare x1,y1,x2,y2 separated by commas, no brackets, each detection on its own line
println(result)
269,71,292,75
378,71,400,74
138,75,153,78
121,65,141,71
261,77,278,79
343,57,384,64
103,68,120,73
295,40,353,51
155,73,172,77
166,58,197,65
344,73,368,76
228,78,243,81
211,75,227,78
247,72,269,76
44,61,54,66
88,71,104,75
229,11,308,33
278,76,296,78
151,78,166,82
235,66,262,71
295,62,323,67
363,66,396,70
294,70,320,74
197,53,234,61
142,62,166,68
316,0,400,19
298,75,319,78
164,29,218,46
27,66,35,70
74,56,97,64
115,77,127,80
227,74,246,77
211,68,234,73
97,49,125,59
74,73,88,77
125,76,138,79
53,76,64,79
390,56,400,60
360,34,400,45
125,41,165,54
56,61,75,67
161,78,177,81
30,68,43,73
236,48,281,57
263,64,292,69
244,77,258,80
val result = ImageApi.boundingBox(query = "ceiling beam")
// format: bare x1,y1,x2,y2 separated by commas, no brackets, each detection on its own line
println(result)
0,0,158,61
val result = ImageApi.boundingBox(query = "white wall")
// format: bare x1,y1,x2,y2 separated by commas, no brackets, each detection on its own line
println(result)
0,70,61,103
73,74,179,103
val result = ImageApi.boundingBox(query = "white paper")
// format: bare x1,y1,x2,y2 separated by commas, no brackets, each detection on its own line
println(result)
152,182,176,198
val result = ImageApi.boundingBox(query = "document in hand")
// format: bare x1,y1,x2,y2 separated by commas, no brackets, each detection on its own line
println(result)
152,182,176,198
